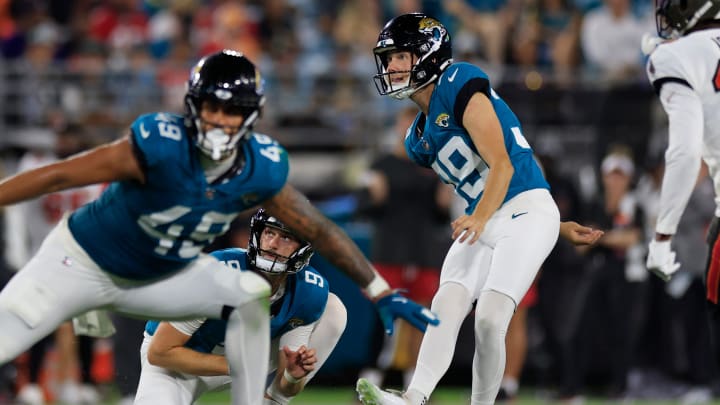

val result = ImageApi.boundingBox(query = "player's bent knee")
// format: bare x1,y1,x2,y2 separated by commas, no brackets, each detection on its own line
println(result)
474,290,515,336
433,282,473,313
0,276,57,330
237,271,271,302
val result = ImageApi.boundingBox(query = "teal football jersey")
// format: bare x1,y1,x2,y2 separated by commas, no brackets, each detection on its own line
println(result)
404,62,549,214
68,113,289,279
145,248,329,353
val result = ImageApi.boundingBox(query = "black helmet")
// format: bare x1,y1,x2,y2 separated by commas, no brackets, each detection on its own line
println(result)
247,209,314,274
656,0,720,39
373,13,453,99
184,50,266,160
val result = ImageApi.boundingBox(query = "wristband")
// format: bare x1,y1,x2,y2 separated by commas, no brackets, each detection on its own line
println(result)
364,273,390,299
283,368,302,384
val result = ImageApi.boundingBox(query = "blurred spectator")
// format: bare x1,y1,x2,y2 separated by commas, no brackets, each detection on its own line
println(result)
196,1,261,63
87,0,147,55
509,0,582,83
3,19,63,126
146,8,182,60
155,39,192,113
333,0,380,77
577,146,645,398
315,45,374,136
444,0,512,68
580,0,651,82
258,0,298,68
530,141,588,400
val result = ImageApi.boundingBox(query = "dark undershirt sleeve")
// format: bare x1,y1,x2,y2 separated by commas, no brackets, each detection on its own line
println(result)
453,77,491,125
652,77,692,95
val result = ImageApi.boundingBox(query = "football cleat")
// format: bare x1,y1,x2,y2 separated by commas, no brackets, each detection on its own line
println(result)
356,378,410,405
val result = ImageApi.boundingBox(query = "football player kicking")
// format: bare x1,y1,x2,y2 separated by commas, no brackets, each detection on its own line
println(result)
0,50,438,405
134,210,346,405
355,13,603,405
643,0,720,371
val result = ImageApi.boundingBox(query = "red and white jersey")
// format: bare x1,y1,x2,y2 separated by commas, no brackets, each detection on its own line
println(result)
4,152,103,269
646,28,720,233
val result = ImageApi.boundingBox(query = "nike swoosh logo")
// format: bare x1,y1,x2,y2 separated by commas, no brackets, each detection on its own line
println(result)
511,212,528,219
139,123,150,139
447,68,459,83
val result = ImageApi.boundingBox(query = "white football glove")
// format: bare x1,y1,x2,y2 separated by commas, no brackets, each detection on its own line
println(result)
641,33,663,56
646,239,680,282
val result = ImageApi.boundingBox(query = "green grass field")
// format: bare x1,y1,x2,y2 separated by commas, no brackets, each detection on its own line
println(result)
186,387,720,405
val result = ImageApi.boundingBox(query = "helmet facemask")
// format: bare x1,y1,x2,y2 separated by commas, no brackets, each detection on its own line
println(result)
184,50,266,161
373,14,453,100
185,96,264,161
248,210,314,275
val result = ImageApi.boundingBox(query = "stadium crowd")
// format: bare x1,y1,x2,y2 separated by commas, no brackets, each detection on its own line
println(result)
0,0,712,404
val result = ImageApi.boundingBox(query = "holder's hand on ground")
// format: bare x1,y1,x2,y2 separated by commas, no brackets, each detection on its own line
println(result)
646,239,680,282
374,291,439,335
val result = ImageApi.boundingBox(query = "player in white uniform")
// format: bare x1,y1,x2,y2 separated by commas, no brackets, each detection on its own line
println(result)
355,13,603,405
643,0,720,368
0,50,438,405
134,210,346,405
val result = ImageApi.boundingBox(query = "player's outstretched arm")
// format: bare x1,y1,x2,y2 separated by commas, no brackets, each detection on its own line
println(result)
147,322,229,376
263,184,376,287
559,221,604,246
0,134,143,207
263,184,439,334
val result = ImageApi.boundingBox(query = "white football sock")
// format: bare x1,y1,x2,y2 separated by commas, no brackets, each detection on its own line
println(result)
471,290,515,405
225,298,270,405
407,282,473,404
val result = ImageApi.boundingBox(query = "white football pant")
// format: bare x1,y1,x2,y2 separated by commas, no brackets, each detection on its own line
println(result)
0,218,271,405
408,188,559,405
